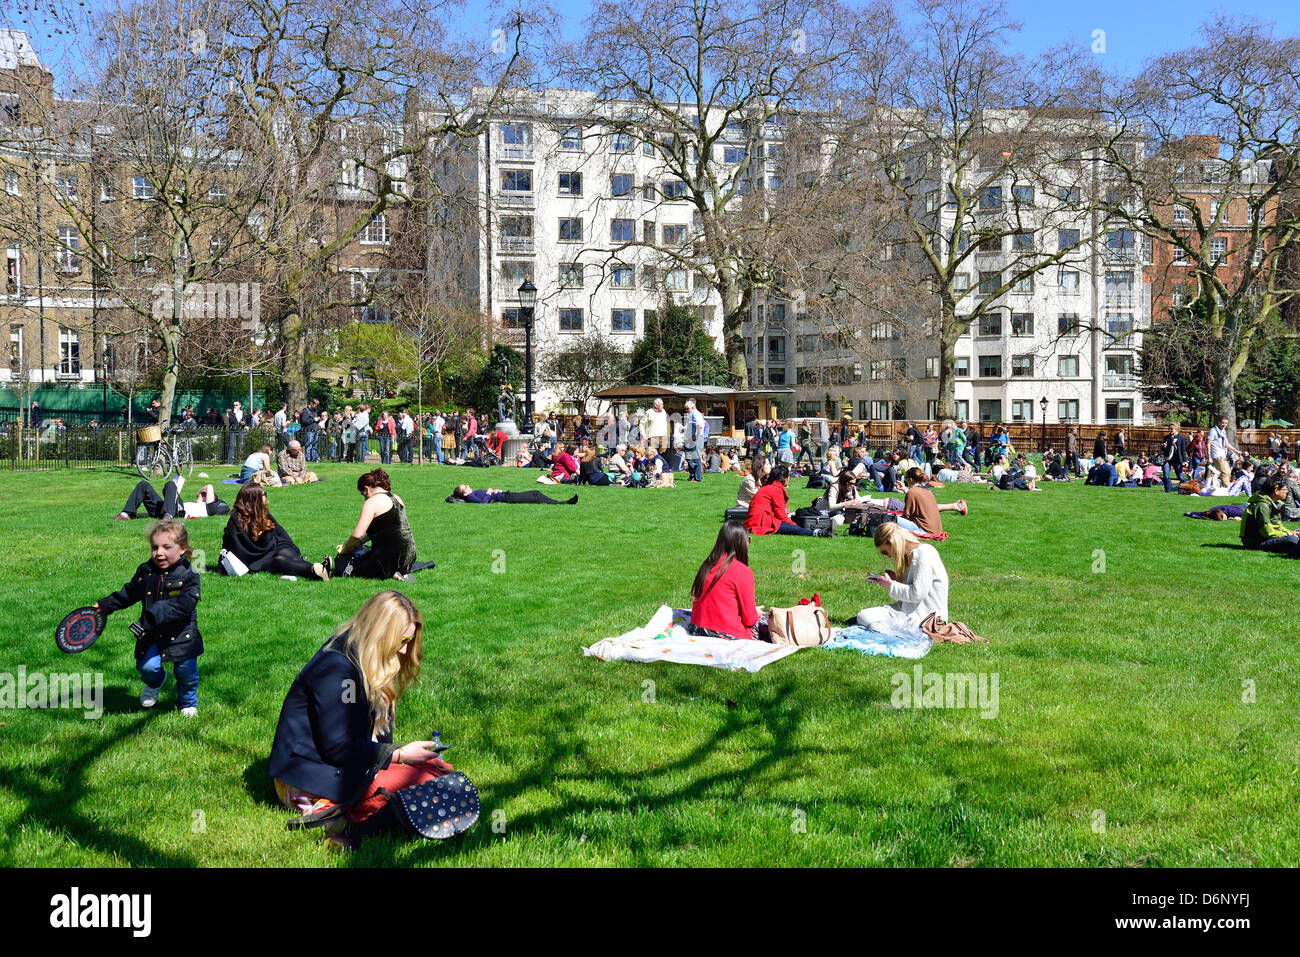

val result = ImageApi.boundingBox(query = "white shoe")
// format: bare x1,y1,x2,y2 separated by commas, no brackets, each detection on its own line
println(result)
140,685,161,708
179,706,197,717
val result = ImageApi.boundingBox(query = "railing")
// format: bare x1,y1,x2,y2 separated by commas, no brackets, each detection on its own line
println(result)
498,237,535,254
0,424,279,471
498,144,534,162
1104,374,1140,389
497,191,535,207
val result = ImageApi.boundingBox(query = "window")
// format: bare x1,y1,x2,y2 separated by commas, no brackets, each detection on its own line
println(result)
609,218,634,243
661,179,686,199
502,169,533,192
1106,399,1134,423
768,337,787,362
664,268,687,291
1105,271,1134,293
560,127,582,151
360,213,389,244
694,270,708,290
1057,314,1080,335
207,183,226,202
1058,229,1080,251
978,355,1002,377
1171,284,1189,307
558,263,583,288
978,186,1002,210
978,271,1001,295
1058,355,1079,376
723,146,745,164
610,263,634,288
954,356,970,377
1106,314,1133,335
953,400,970,420
56,174,78,200
1058,400,1079,422
1059,269,1079,292
870,400,894,420
978,234,1001,254
5,244,19,294
662,224,687,245
499,261,531,294
611,309,635,332
209,232,226,257
1171,244,1187,264
952,272,970,292
1011,275,1033,294
870,321,897,340
1172,205,1191,224
1210,237,1227,260
1011,400,1033,422
642,220,656,244
1011,355,1033,377
924,356,940,378
1059,185,1081,204
501,123,531,146
611,131,634,153
767,367,786,385
978,314,1002,337
1105,355,1134,377
1011,313,1034,336
9,324,22,365
56,226,80,272
1012,185,1034,207
1106,230,1134,255
1209,199,1222,221
925,190,939,212
133,176,155,199
499,215,533,249
501,307,524,328
609,173,635,198
559,217,583,242
4,170,18,195
978,400,1002,422
559,308,584,331
59,327,81,375
557,171,580,196
641,265,656,289
642,137,656,157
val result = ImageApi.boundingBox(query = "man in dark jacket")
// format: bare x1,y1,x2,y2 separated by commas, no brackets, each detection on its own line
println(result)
300,398,321,462
226,402,246,463
1161,424,1189,492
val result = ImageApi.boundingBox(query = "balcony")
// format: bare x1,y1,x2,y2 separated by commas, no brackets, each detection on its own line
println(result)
497,191,535,208
1104,374,1140,390
498,237,535,254
498,144,534,162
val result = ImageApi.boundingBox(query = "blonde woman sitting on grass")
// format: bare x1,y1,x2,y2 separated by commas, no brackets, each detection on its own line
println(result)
857,523,949,634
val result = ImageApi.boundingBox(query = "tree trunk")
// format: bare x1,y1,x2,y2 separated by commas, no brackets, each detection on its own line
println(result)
281,310,308,414
1211,348,1237,443
936,299,959,420
159,319,181,433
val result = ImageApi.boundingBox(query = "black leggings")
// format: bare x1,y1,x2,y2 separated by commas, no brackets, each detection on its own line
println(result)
501,491,573,505
264,548,315,578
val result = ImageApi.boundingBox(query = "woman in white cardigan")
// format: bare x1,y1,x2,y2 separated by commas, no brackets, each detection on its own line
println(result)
857,523,949,633
736,453,771,508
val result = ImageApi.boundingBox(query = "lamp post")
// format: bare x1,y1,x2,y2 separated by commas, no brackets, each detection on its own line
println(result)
518,278,537,429
1039,395,1048,452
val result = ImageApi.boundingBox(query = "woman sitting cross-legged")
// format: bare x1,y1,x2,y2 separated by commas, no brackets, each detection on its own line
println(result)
745,464,826,537
270,591,459,851
221,485,330,581
902,467,967,535
688,521,766,640
329,468,429,583
857,523,949,632
448,484,577,505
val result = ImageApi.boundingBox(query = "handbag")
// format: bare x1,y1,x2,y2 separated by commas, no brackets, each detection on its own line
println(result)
767,601,831,647
219,548,249,577
918,613,988,645
393,772,480,839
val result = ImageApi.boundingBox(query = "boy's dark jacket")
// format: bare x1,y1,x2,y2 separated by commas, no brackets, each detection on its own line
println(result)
98,556,202,662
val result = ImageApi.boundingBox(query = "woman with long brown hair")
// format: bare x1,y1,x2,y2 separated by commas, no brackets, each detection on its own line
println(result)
688,521,764,640
329,468,431,582
270,591,459,849
220,484,329,580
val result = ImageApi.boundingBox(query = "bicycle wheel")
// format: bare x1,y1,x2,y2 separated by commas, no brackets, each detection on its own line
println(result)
175,438,194,477
135,443,174,481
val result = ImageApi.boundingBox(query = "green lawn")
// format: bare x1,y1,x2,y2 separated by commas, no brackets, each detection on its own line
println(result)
1,461,1296,867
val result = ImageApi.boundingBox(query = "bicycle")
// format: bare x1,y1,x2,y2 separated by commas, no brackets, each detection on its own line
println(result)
135,427,195,482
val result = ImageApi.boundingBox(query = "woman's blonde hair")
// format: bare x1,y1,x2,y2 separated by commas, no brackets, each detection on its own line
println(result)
874,522,922,578
334,591,424,735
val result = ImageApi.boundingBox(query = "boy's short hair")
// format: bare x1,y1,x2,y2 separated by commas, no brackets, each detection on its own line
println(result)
148,519,191,554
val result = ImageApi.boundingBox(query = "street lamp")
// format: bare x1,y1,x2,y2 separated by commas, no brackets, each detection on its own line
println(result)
518,278,537,429
1039,395,1048,452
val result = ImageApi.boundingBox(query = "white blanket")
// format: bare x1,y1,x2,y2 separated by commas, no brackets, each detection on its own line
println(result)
583,605,804,673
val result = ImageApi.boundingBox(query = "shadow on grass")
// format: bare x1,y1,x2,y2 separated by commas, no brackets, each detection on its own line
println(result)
0,712,199,867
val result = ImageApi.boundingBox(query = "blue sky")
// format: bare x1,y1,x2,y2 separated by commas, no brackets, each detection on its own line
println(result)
10,0,1300,85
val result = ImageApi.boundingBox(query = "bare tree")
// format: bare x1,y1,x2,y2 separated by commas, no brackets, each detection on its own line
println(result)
1093,16,1300,439
539,327,629,414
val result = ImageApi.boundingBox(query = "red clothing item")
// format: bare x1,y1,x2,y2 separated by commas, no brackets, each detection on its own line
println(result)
550,451,578,480
746,482,792,535
690,558,759,640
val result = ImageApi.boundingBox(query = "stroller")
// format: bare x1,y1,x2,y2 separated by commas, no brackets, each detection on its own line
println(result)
476,429,508,467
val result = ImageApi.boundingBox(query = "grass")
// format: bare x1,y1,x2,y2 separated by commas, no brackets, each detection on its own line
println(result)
0,460,1296,867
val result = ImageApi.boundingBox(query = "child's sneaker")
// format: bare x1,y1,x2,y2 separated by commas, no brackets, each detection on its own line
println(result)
179,706,198,717
140,685,161,708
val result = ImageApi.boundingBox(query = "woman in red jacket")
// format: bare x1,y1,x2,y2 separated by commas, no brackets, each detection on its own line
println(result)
745,465,818,536
689,522,764,639
540,444,579,484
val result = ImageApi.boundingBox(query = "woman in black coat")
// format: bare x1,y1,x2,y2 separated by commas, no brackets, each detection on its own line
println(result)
1093,431,1107,460
221,485,328,580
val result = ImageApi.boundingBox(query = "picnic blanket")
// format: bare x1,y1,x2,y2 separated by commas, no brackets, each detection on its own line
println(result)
582,605,805,673
822,625,932,658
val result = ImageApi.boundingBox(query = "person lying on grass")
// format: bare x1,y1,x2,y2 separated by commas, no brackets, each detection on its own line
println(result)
328,468,426,583
1241,476,1300,555
95,519,203,716
271,591,453,851
934,460,989,485
857,523,950,631
221,485,330,581
448,485,577,505
688,521,768,640
1185,504,1246,521
902,467,967,535
114,477,229,522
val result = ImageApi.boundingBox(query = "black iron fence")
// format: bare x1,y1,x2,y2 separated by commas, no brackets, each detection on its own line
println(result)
0,423,282,472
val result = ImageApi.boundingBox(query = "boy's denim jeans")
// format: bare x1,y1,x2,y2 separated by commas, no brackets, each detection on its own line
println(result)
138,644,199,709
